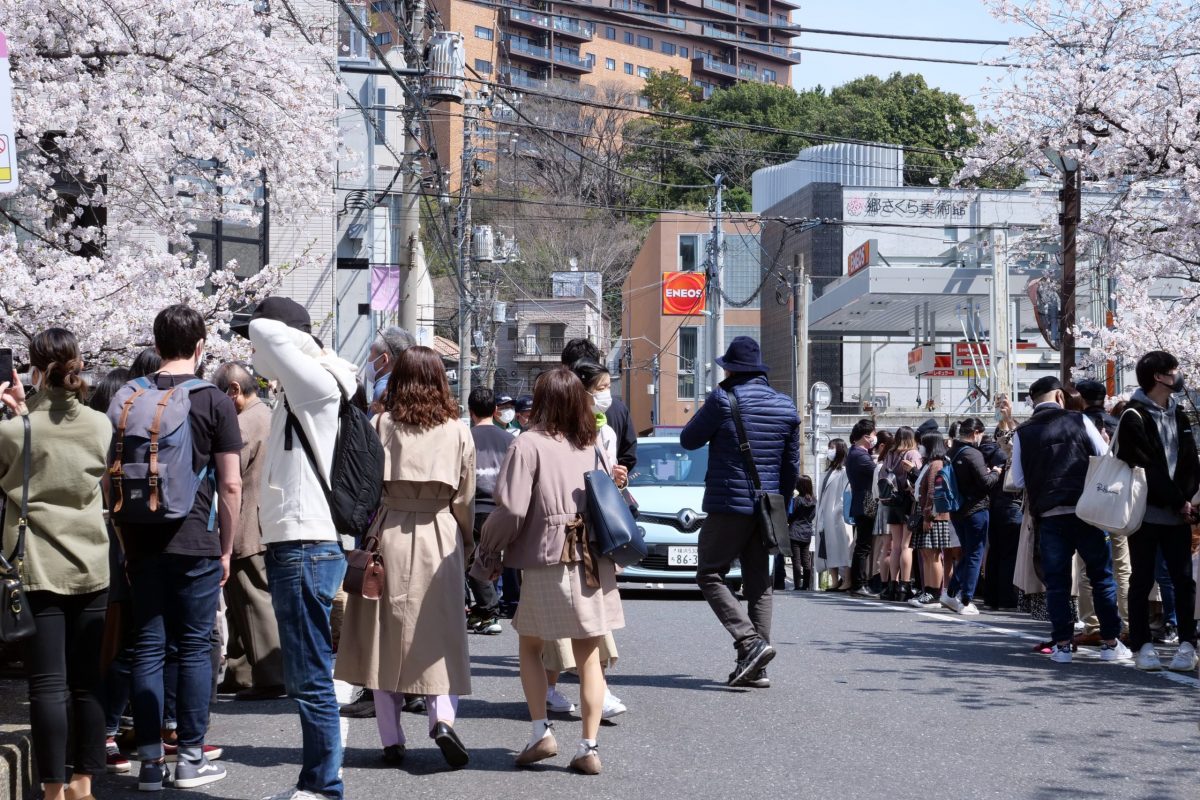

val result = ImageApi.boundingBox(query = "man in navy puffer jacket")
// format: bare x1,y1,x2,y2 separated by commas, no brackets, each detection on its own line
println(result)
681,336,800,687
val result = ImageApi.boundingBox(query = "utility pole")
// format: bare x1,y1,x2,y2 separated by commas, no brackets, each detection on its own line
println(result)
1059,164,1080,386
706,174,725,393
456,96,483,412
990,225,1012,402
791,253,810,473
651,353,661,428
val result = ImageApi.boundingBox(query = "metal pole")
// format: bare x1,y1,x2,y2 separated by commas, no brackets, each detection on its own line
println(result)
707,175,725,393
1060,166,1080,385
652,353,660,428
456,100,477,412
990,225,1012,401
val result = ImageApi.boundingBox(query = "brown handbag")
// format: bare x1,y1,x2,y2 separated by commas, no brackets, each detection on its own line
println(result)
343,532,384,600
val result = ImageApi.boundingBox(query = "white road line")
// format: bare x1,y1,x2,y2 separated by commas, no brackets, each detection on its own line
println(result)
818,594,1200,689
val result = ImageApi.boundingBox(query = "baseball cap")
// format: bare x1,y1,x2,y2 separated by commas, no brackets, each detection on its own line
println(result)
515,395,533,413
231,296,312,339
495,394,515,407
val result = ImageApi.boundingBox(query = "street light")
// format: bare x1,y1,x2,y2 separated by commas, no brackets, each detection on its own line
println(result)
1042,145,1081,386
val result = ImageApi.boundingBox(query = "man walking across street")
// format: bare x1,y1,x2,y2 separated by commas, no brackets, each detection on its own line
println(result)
1010,376,1132,664
1115,351,1200,672
680,336,800,686
844,419,878,597
467,386,514,635
212,362,285,700
241,297,359,800
114,305,242,791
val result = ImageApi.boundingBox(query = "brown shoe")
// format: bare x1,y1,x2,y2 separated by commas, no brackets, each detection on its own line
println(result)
514,733,558,767
569,747,601,775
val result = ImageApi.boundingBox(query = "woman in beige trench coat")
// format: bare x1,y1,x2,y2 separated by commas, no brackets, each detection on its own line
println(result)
335,346,476,769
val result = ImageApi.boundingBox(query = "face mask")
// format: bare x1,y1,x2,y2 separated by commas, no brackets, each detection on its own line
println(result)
499,409,516,425
592,390,612,413
918,445,927,458
30,367,43,393
826,449,836,461
363,353,385,387
867,435,878,449
1161,373,1185,394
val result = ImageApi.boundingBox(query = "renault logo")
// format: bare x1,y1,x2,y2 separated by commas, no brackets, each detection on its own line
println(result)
677,509,698,530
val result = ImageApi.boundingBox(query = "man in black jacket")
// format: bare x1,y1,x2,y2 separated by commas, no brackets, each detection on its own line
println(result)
561,339,637,471
941,418,1001,616
844,419,878,597
1010,376,1129,664
1077,379,1118,438
1116,351,1199,672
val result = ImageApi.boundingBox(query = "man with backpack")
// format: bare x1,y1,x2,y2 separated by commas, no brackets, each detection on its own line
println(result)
1009,376,1131,664
940,418,1001,616
240,297,369,800
110,305,243,790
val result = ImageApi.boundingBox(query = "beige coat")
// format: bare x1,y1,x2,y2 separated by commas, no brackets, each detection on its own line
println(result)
233,396,271,559
334,415,476,695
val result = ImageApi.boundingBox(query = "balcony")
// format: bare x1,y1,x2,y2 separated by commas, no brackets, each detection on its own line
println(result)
553,48,594,71
741,6,769,22
737,36,802,62
505,72,548,91
552,15,595,40
504,35,552,62
507,7,552,31
692,54,737,78
515,337,566,361
702,0,737,16
608,0,673,27
701,23,737,40
738,65,758,80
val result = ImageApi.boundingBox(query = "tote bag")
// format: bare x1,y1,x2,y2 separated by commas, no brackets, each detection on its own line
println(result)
1075,410,1147,538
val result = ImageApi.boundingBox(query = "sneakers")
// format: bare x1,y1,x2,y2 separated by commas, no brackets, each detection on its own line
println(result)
172,756,227,789
546,686,576,714
727,639,776,687
908,591,939,609
163,743,223,763
851,586,880,599
939,591,964,613
467,607,503,635
1135,643,1162,671
138,760,168,792
1049,643,1073,664
1154,624,1180,645
260,789,329,800
1168,642,1198,672
475,618,502,635
1100,640,1133,662
601,688,627,719
958,602,980,616
745,667,770,689
106,738,131,774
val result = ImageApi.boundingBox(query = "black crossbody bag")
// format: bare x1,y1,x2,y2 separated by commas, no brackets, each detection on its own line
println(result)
728,393,789,557
0,416,35,643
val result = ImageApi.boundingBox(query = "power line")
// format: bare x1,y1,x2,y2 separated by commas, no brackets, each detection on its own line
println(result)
799,26,1010,46
795,45,1018,68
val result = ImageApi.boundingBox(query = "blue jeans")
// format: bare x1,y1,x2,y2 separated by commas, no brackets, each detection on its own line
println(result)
947,510,989,604
1156,547,1177,627
128,554,222,760
266,542,347,800
1038,515,1121,643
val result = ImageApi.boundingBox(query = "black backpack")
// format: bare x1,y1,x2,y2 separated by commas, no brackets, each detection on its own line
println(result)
284,394,384,539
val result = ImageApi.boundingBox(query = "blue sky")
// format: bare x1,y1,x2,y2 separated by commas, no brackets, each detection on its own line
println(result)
789,1,1026,112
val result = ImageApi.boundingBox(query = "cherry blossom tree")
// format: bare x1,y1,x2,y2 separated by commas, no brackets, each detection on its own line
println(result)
958,0,1200,376
0,0,337,364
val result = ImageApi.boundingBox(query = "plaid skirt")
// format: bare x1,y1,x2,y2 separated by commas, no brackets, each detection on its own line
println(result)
912,520,952,550
513,559,625,640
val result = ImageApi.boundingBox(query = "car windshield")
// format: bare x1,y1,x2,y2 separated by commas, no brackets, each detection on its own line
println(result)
629,443,707,487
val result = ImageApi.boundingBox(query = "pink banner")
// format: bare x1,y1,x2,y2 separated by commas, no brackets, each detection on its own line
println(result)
370,266,399,312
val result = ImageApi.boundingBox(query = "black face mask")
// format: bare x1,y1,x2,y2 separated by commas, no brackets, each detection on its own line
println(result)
1160,373,1186,394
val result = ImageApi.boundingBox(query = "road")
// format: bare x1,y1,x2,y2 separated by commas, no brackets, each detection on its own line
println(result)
89,589,1197,800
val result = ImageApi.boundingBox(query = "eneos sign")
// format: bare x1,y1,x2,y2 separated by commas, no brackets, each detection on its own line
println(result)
662,271,706,316
847,239,878,276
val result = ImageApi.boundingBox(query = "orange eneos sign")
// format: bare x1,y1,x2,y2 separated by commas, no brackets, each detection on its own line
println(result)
662,271,706,315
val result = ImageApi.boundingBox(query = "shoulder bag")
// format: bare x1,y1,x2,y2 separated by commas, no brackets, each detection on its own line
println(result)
728,392,790,556
343,528,385,600
1075,409,1147,538
585,447,647,567
0,416,36,642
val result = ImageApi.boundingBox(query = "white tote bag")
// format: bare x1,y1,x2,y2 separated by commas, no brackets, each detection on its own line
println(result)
1075,410,1147,537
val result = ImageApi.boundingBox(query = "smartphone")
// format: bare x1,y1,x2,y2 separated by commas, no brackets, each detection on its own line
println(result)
994,392,1009,421
0,349,13,385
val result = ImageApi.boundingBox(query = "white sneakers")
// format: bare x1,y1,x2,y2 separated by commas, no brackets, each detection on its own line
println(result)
1049,644,1073,664
260,790,328,800
1168,642,1198,672
939,591,964,613
958,602,980,616
546,686,576,714
1099,640,1133,662
1135,643,1163,671
601,689,627,720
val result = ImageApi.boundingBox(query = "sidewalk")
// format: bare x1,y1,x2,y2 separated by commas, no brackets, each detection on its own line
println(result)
0,679,32,800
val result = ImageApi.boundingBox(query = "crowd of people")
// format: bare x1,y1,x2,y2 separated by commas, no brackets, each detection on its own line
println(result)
809,353,1198,673
1,298,1195,800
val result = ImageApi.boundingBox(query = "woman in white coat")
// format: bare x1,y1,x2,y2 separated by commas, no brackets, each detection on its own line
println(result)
817,439,854,591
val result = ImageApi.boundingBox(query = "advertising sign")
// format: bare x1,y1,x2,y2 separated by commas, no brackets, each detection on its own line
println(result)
953,342,990,369
0,32,18,192
925,355,956,378
907,346,934,377
847,239,878,277
661,271,706,316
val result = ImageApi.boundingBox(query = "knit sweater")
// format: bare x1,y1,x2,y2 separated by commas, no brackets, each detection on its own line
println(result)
0,388,112,594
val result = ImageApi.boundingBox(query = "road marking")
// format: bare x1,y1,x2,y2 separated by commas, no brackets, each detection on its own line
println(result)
813,594,1200,689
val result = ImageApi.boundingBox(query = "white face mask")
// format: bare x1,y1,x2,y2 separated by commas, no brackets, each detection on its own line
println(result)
592,389,612,413
918,445,927,458
363,353,386,387
30,367,44,393
498,408,516,425
826,448,836,461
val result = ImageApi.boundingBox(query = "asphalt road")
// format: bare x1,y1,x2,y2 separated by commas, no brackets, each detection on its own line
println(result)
89,589,1197,800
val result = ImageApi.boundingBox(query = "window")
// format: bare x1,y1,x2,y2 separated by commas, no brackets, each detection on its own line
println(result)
371,0,389,11
637,34,653,49
723,232,761,309
189,178,269,281
761,68,776,82
605,57,616,70
680,46,689,58
373,31,392,46
637,65,652,78
534,323,566,354
605,26,616,39
678,328,699,400
624,31,634,44
661,41,676,55
679,234,701,271
475,25,493,40
474,58,493,75
638,96,650,109
373,87,387,145
624,62,634,74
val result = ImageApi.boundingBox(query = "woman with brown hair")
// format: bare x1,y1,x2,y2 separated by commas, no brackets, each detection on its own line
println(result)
0,329,113,800
335,346,477,770
472,366,625,775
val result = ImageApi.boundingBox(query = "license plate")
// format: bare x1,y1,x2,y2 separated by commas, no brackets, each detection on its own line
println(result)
667,546,698,567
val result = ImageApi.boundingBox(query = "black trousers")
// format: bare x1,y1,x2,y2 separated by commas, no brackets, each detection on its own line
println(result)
696,512,771,656
790,540,814,590
851,516,875,589
984,518,1021,609
25,589,108,784
467,512,500,611
1128,522,1197,650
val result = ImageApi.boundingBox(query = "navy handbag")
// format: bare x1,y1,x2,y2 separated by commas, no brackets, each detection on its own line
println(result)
585,447,647,568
